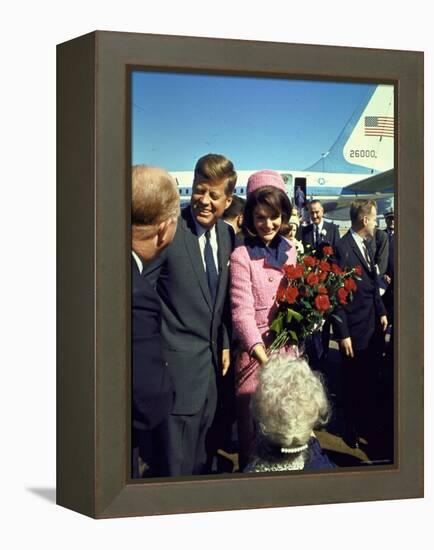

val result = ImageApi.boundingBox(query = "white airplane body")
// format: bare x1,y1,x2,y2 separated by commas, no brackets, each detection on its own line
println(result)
172,168,378,201
170,85,395,218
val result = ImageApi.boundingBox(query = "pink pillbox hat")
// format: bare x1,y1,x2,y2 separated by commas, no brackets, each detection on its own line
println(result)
246,169,286,195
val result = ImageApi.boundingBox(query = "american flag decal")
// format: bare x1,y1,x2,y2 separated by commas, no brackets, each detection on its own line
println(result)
364,116,394,138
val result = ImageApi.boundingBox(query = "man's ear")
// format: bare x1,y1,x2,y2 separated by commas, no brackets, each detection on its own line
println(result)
156,219,170,247
224,195,233,211
156,218,177,249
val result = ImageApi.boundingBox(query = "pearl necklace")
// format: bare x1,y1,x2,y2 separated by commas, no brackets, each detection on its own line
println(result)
280,443,308,454
249,454,306,472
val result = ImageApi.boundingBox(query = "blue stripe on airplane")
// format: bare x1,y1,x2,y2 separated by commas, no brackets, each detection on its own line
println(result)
305,187,343,196
178,186,375,198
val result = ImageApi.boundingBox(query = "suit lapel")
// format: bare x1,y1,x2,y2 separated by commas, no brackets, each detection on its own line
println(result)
310,225,316,246
304,224,314,247
182,209,214,312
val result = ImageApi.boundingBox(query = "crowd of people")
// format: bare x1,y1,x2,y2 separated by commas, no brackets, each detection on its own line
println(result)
131,154,395,478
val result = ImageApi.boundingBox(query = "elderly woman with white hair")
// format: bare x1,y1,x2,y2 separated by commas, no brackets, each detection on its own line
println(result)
245,355,335,472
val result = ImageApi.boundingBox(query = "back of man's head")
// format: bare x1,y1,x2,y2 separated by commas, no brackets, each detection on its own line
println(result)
132,165,180,260
132,165,180,231
222,195,246,220
349,199,377,226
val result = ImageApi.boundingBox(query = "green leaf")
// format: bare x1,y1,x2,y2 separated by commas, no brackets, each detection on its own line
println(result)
289,330,299,343
331,313,343,323
270,314,283,334
287,308,303,323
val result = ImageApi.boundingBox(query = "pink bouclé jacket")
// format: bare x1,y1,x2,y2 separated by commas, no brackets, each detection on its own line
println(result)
230,238,297,395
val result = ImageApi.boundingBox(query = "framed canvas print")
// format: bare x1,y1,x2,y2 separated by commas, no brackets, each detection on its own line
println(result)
57,31,423,518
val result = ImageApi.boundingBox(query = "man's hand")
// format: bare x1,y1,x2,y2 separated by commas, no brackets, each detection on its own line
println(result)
340,337,354,358
380,315,388,331
384,274,392,285
221,349,231,376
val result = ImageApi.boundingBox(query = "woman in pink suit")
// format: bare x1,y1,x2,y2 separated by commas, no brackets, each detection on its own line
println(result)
230,170,297,469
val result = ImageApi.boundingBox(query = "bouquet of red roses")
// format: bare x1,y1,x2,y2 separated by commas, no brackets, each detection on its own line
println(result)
269,246,361,350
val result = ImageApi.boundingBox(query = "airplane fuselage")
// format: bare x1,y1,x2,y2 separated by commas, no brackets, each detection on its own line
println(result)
171,169,377,202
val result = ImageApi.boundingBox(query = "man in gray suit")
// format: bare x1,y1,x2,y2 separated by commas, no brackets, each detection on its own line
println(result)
144,153,237,476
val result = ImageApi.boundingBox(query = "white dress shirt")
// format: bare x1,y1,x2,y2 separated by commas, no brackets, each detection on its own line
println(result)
132,250,143,274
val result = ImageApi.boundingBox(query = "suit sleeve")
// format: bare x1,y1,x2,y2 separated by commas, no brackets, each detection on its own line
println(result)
374,230,389,276
331,245,350,341
375,283,387,317
230,247,263,354
132,284,174,429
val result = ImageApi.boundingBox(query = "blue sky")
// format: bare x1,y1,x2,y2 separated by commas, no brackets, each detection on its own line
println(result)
132,71,375,171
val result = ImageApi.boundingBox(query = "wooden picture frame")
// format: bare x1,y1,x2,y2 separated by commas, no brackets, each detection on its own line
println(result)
57,31,423,518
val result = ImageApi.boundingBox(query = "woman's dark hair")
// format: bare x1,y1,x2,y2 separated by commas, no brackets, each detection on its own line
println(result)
242,186,292,237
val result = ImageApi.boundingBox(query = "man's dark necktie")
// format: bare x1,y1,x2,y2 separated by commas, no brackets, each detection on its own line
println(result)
204,230,219,303
362,239,373,271
315,225,320,245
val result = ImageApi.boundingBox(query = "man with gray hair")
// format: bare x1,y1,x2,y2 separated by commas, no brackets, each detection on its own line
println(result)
301,199,340,361
131,165,180,478
301,199,340,252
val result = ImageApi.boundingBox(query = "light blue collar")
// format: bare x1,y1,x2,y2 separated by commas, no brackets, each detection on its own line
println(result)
245,235,291,269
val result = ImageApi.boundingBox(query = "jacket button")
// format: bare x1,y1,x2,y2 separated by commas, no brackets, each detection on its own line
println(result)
269,277,274,282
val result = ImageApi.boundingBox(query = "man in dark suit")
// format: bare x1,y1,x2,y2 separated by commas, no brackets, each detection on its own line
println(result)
144,153,237,476
378,208,395,460
333,199,388,450
131,165,180,478
382,208,395,320
371,227,389,277
301,199,340,360
301,199,341,252
222,194,245,242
